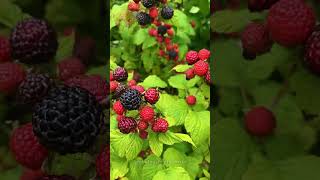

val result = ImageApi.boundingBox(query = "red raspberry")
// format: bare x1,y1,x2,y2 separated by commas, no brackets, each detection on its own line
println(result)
164,24,172,29
167,28,174,36
96,146,110,180
58,57,86,81
20,169,44,180
193,61,209,76
164,37,171,45
118,117,137,134
267,0,315,46
110,71,114,81
157,36,163,43
185,68,195,80
148,28,157,37
152,118,168,133
65,75,108,102
159,49,165,57
186,95,196,105
131,85,145,93
110,80,119,93
128,79,137,87
138,121,149,130
117,115,124,121
144,88,160,104
186,50,199,65
139,130,148,139
166,44,173,51
245,106,276,137
0,36,11,62
205,70,211,84
149,7,158,18
139,106,155,122
241,23,272,57
198,48,211,61
0,62,25,94
128,1,140,11
10,123,48,170
153,19,161,26
113,101,125,115
305,27,320,74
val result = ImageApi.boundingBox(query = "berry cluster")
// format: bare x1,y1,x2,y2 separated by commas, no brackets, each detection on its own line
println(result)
184,48,211,84
0,17,108,179
110,66,169,139
128,0,179,61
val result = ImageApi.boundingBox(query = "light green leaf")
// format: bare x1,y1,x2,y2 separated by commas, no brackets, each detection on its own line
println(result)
0,0,30,28
149,133,163,157
142,155,165,180
134,28,148,45
111,151,129,180
158,131,196,147
127,158,144,180
172,64,192,73
153,167,191,180
185,111,210,145
55,33,75,62
140,75,167,88
87,66,107,78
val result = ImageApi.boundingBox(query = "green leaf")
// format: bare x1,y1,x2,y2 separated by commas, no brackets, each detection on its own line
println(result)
134,28,148,45
111,130,144,160
143,37,157,49
140,75,167,88
189,6,200,14
172,64,192,73
142,155,165,180
153,167,191,180
127,158,144,180
111,149,129,180
185,111,210,145
158,131,196,147
142,50,154,72
168,74,200,89
213,118,256,180
211,9,266,33
243,156,320,180
55,33,75,62
149,132,163,157
155,94,189,125
49,153,92,178
87,66,107,78
0,0,30,28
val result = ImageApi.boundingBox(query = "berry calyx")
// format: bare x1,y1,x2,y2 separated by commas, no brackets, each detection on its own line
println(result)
144,88,160,104
245,106,276,137
186,95,196,105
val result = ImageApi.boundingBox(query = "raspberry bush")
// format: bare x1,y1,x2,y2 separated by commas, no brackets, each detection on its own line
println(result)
110,0,211,179
213,0,320,180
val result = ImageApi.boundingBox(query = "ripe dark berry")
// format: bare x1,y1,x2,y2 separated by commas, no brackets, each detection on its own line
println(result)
186,50,199,65
65,75,108,102
10,123,48,170
241,23,272,57
168,50,178,60
152,118,168,133
198,48,211,61
136,12,152,26
0,36,11,62
157,25,167,36
139,130,148,139
138,121,149,131
142,0,155,8
118,117,137,134
131,85,145,94
113,100,125,115
186,95,196,105
161,6,174,19
17,73,54,105
144,88,159,104
110,81,119,93
113,84,128,99
58,57,86,81
120,89,142,110
245,106,276,137
267,0,316,46
0,62,25,94
37,175,75,180
185,68,195,80
194,61,209,76
139,106,155,122
10,18,58,64
32,86,104,154
305,28,320,75
96,146,110,180
113,67,128,82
